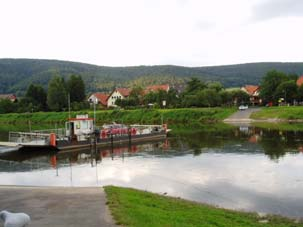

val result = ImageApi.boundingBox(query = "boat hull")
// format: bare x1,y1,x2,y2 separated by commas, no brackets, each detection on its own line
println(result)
57,132,167,151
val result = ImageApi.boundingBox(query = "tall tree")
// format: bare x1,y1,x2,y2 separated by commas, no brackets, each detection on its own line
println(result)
66,75,85,102
0,99,16,114
259,70,288,104
219,90,233,106
25,84,47,111
297,85,303,102
231,90,250,105
274,80,298,104
184,78,206,94
207,82,223,92
129,86,144,105
47,76,67,111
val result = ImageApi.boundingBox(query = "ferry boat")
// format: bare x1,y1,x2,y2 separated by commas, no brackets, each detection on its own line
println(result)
0,115,168,153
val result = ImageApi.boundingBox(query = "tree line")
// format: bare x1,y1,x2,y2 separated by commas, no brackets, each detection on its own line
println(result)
0,75,252,114
0,74,86,114
116,78,250,109
259,70,303,105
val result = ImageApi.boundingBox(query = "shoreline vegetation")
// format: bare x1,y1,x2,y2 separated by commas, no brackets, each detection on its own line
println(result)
1,106,303,130
0,107,236,125
251,106,303,121
104,186,302,227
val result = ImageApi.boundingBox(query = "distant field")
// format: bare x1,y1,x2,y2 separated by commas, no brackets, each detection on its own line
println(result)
0,107,236,125
251,106,303,120
104,186,302,227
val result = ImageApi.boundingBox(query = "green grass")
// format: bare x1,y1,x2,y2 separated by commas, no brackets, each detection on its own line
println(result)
0,108,236,125
168,122,235,136
253,122,303,131
104,186,302,227
251,106,303,120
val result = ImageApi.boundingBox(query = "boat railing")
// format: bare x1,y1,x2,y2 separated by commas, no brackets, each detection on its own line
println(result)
33,128,66,138
9,131,52,145
130,124,164,128
130,124,165,135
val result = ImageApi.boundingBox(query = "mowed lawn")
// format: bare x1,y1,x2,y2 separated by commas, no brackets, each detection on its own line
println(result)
0,107,236,124
251,106,303,120
104,186,302,227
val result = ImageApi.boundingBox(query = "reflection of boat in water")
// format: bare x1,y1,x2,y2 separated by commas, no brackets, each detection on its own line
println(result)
0,115,168,153
0,146,58,162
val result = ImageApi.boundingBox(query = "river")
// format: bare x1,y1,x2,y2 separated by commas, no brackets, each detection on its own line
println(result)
0,123,303,218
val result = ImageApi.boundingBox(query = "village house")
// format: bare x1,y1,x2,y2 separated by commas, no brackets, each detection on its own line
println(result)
89,84,171,108
88,93,109,108
107,88,131,107
241,85,261,106
0,94,17,102
144,84,170,94
296,75,303,86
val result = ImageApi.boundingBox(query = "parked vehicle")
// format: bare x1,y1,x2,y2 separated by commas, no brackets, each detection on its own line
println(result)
239,105,248,110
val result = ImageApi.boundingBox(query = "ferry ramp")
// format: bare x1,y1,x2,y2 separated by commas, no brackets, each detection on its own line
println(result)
0,186,116,227
224,107,261,123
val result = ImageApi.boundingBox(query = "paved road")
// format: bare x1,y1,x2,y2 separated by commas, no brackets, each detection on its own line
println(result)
0,186,115,227
224,107,261,123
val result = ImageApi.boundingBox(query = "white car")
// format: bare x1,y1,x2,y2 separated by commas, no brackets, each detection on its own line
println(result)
239,105,248,110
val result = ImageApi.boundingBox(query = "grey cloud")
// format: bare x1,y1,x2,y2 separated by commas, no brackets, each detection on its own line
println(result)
252,0,303,21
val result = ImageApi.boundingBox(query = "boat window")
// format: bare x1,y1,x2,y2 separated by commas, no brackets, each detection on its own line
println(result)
81,121,88,129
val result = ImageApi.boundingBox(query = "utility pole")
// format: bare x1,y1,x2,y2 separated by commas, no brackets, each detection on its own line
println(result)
94,77,97,130
68,93,71,119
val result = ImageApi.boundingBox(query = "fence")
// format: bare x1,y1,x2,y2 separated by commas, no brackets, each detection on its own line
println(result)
9,132,52,145
33,128,66,138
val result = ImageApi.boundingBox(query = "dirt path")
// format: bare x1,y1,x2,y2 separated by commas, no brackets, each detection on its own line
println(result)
224,107,261,123
0,186,116,227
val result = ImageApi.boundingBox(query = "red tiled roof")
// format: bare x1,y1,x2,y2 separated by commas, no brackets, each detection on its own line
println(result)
91,93,109,106
243,85,259,95
116,88,131,97
297,76,303,86
145,84,170,93
0,94,17,101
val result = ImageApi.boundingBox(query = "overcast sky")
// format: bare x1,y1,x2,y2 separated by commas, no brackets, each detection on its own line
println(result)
0,0,302,66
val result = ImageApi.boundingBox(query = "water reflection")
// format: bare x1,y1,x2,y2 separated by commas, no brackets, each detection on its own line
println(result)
169,125,303,160
0,125,303,218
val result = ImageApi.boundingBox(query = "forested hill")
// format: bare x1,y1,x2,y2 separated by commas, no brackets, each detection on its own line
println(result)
1,58,303,95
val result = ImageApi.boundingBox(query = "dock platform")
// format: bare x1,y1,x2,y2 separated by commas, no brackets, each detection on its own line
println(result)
0,142,21,147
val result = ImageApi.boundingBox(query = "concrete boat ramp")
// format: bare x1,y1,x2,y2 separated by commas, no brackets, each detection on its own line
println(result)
223,107,261,124
0,186,116,227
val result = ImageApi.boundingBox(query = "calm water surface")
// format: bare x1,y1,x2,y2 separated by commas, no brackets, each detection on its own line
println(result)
1,124,303,218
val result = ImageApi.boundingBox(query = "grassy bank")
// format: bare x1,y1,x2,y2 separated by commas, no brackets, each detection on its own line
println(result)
253,122,303,131
168,122,235,136
251,106,303,120
104,186,302,227
0,108,236,125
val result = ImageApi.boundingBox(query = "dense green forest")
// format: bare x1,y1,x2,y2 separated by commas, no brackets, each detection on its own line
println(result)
1,58,303,95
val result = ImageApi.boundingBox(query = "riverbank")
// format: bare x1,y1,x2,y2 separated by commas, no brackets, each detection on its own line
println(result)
104,186,302,227
0,107,236,125
0,186,115,227
251,106,303,121
252,122,303,131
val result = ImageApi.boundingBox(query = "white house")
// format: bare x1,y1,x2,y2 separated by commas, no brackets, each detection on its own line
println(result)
88,93,109,107
107,88,131,107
